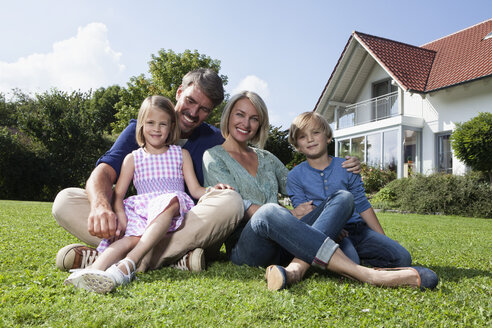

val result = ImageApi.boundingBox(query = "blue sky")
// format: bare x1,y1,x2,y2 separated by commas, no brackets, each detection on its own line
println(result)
1,1,490,128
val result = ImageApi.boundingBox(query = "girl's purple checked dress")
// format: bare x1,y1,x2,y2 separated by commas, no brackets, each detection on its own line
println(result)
97,145,195,252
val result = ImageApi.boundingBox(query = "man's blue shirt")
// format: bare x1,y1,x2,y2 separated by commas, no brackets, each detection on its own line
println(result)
96,119,224,186
287,157,370,224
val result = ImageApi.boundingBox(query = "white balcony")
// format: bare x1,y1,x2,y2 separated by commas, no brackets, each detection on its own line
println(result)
336,91,399,129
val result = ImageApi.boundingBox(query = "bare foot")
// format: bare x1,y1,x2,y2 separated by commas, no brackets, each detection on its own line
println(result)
368,268,420,288
284,260,309,285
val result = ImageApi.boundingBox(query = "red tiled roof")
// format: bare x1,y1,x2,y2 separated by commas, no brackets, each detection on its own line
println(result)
354,32,435,92
354,18,492,92
422,19,492,91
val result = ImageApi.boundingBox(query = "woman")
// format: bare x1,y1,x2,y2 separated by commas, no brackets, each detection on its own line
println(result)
203,91,438,291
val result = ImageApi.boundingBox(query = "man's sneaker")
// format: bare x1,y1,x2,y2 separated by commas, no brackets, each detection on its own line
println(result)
170,248,205,272
56,243,99,271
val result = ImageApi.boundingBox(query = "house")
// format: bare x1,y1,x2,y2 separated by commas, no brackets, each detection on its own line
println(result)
314,18,492,178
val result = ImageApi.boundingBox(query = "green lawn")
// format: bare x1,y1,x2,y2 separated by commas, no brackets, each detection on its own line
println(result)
0,200,490,327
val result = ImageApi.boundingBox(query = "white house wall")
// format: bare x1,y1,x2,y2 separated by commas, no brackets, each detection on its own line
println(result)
418,77,492,175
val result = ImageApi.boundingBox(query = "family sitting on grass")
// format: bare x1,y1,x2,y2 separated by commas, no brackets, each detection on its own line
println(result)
53,68,438,294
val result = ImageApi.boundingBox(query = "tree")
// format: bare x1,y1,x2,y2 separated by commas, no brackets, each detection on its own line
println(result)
88,85,122,134
14,89,113,196
451,112,492,186
113,49,228,133
265,125,295,166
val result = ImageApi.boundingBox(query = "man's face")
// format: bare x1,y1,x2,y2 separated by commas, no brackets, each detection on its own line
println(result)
175,84,214,138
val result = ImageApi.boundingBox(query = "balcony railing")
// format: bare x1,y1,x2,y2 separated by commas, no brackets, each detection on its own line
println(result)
336,92,399,129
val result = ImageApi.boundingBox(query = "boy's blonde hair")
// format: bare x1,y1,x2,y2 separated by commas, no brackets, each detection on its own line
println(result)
136,95,180,147
220,91,270,148
288,112,333,149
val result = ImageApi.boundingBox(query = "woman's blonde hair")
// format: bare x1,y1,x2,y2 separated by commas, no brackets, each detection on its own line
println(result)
288,111,333,149
220,91,270,148
136,96,180,147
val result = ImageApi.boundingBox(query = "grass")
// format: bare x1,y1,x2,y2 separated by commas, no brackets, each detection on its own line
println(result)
0,200,491,327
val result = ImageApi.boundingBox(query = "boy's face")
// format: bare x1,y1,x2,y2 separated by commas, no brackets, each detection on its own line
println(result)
296,124,332,160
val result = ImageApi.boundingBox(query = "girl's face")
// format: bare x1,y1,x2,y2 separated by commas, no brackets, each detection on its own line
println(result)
227,98,260,145
296,122,332,159
143,107,172,153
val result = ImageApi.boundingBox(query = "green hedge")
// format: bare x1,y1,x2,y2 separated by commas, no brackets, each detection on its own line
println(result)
360,163,397,194
371,172,492,218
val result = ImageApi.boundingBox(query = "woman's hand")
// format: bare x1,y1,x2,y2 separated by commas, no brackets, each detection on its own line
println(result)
211,183,235,191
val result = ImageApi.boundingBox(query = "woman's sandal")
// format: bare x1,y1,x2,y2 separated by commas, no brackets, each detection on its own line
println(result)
376,266,439,291
265,265,287,291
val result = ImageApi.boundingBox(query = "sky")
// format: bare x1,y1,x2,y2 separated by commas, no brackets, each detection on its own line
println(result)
1,1,490,129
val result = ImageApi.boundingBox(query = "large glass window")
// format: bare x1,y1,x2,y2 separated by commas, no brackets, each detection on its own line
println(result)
403,129,418,177
437,134,452,173
366,133,381,167
338,139,350,158
383,130,398,171
352,136,365,161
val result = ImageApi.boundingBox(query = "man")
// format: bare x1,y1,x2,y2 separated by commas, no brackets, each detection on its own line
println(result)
53,68,244,272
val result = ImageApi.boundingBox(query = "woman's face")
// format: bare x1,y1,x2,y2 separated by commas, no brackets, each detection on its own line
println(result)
227,98,260,144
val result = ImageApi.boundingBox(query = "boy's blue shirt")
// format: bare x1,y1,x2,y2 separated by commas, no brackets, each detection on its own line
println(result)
287,156,370,224
96,119,224,186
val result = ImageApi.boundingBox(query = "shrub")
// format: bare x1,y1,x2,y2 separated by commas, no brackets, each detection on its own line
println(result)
0,128,50,200
360,163,397,194
451,112,492,185
371,172,492,218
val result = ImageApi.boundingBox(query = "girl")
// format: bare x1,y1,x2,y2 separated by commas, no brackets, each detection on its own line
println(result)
65,95,231,293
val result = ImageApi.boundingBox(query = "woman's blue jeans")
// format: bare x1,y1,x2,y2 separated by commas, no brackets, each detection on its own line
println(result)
229,190,355,268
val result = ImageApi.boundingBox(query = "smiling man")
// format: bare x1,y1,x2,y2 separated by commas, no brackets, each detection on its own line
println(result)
52,68,244,273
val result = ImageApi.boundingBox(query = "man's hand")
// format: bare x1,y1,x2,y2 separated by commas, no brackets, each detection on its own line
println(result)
290,200,314,219
86,163,118,239
88,203,118,239
342,156,361,174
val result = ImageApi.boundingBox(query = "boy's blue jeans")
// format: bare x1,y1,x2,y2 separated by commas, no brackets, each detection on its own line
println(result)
338,221,412,267
229,190,355,268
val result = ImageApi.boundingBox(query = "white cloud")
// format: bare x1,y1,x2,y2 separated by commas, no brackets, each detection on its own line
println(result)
231,75,295,128
0,22,125,95
232,75,270,101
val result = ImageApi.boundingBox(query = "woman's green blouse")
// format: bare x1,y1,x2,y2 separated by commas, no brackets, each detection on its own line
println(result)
202,145,288,207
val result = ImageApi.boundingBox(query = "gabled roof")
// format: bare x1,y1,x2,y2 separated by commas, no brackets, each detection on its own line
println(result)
315,18,492,115
422,19,492,91
354,32,435,92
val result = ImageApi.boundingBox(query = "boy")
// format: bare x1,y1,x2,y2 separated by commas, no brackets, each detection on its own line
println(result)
287,112,411,268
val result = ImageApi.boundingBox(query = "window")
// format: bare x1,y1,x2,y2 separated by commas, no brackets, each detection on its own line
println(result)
372,79,398,121
383,130,398,171
437,133,452,173
403,129,419,177
484,31,492,40
352,136,365,161
338,139,350,158
366,133,381,167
